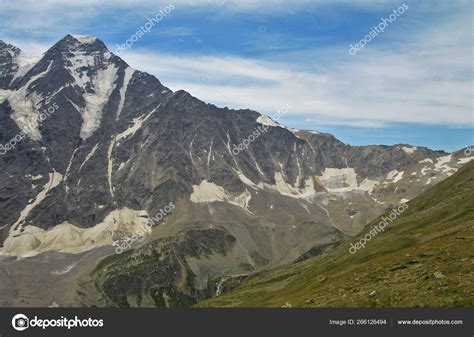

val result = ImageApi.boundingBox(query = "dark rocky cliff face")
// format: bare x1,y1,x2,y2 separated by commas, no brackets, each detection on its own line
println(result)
0,40,22,89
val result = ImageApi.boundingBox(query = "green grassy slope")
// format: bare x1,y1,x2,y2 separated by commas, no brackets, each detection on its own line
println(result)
197,161,474,307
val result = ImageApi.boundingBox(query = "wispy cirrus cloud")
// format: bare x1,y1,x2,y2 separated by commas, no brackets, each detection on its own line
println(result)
119,8,472,129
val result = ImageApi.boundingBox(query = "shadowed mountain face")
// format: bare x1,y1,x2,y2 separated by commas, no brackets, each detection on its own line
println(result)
0,40,22,89
0,35,471,307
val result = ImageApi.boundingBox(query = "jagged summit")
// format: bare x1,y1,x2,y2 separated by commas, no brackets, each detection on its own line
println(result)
45,34,111,58
0,40,39,90
70,34,98,44
0,40,17,50
0,40,20,50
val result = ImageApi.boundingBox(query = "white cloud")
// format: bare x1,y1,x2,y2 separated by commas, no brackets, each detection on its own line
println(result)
0,39,50,55
0,0,399,11
119,12,472,128
2,0,472,129
0,0,415,37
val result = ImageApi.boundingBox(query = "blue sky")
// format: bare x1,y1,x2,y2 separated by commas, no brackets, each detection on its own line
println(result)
0,0,472,151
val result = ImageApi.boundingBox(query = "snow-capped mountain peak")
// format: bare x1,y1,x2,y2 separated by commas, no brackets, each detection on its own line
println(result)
0,41,41,90
70,34,98,44
4,35,131,140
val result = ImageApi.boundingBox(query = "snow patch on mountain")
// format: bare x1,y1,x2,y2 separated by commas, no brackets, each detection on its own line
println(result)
386,170,404,183
79,143,99,171
256,115,279,127
266,172,315,198
116,104,159,142
400,146,417,154
229,189,252,211
107,139,115,197
67,50,118,139
235,169,321,199
9,61,53,140
318,167,365,192
190,180,253,211
426,176,436,185
319,168,357,192
234,170,261,189
9,171,63,235
0,89,12,102
50,263,76,276
0,208,150,257
71,34,98,44
26,174,43,180
434,154,456,174
419,158,434,164
358,178,379,193
190,180,229,203
11,52,42,84
116,67,135,119
317,168,377,193
458,156,474,165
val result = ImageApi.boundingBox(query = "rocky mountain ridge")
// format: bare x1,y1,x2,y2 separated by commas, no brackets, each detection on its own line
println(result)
0,34,471,307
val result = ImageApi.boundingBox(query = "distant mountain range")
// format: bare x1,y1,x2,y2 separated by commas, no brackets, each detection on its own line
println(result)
0,35,471,307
